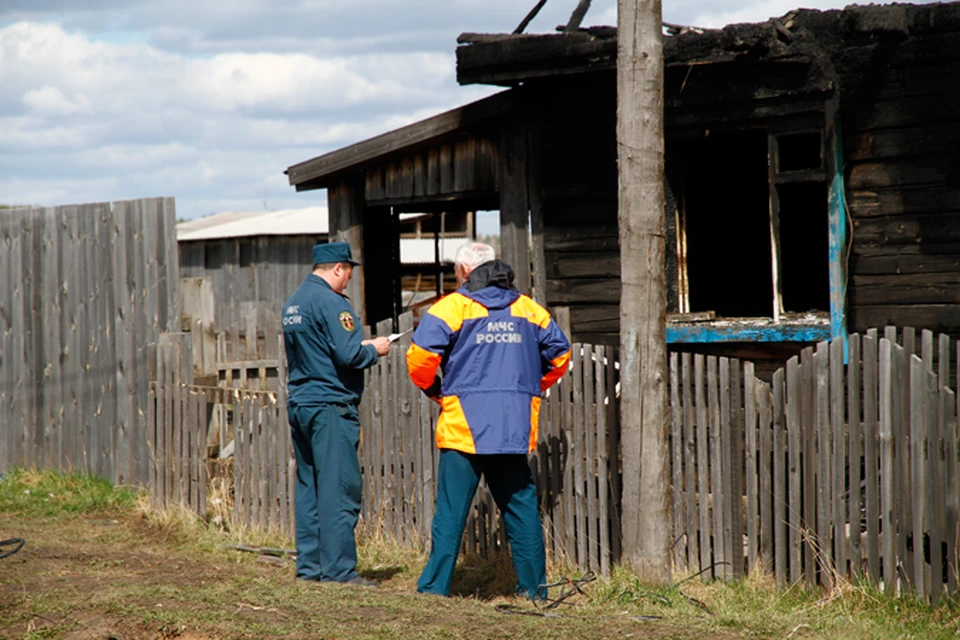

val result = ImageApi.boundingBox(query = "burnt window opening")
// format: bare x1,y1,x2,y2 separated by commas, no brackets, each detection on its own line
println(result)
677,129,774,318
672,124,830,322
775,131,822,172
777,182,829,313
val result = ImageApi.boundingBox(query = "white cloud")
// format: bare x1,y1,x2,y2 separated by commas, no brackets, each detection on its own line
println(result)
22,85,93,116
0,17,481,217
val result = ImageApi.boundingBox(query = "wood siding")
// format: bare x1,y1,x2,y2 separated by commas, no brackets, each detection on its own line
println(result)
179,236,319,330
843,19,960,337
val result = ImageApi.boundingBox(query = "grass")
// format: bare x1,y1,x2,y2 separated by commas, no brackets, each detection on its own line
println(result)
2,467,960,638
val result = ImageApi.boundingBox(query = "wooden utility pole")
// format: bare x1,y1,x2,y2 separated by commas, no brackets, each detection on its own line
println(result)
617,0,671,585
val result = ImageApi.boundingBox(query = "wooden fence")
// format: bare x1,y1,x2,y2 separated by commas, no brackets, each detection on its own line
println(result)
146,316,960,604
669,328,960,603
0,198,180,485
147,327,295,536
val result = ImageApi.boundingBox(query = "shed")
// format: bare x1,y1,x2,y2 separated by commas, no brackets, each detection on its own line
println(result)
177,207,474,330
286,2,960,372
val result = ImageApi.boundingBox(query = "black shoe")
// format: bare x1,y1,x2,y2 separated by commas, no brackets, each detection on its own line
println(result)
344,575,378,587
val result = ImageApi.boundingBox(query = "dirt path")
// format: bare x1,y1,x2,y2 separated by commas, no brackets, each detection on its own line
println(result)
0,508,724,639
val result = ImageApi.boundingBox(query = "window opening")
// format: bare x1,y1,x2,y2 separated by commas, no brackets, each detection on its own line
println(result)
238,239,253,268
776,131,822,172
679,129,774,318
777,182,829,314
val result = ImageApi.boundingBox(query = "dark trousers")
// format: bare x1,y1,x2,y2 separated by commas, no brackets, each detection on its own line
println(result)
418,449,547,599
289,402,362,582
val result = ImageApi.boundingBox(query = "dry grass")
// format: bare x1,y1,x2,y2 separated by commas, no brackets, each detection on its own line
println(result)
5,468,960,639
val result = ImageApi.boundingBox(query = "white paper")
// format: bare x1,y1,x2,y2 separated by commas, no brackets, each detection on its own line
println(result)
387,328,413,343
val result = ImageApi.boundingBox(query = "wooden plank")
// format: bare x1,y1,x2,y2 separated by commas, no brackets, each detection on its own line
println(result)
910,355,926,598
256,401,266,530
184,380,197,509
583,343,598,571
921,329,934,372
893,340,913,589
559,355,576,559
529,119,546,306
787,356,806,583
694,354,711,576
772,369,787,585
942,387,958,598
277,336,290,535
389,341,403,543
111,204,134,483
153,346,165,508
369,328,384,534
0,212,12,470
730,360,744,579
847,335,863,578
572,346,586,568
418,364,435,545
146,385,157,507
670,353,685,569
40,207,61,469
232,393,243,526
6,210,26,469
708,356,725,579
863,335,881,586
606,346,620,565
938,334,951,395
681,353,697,571
398,313,416,544
830,338,846,579
499,118,531,295
814,342,833,588
20,210,41,470
62,207,81,471
879,338,896,591
759,376,774,574
719,358,734,580
927,369,942,605
595,345,610,575
744,365,758,572
800,347,817,586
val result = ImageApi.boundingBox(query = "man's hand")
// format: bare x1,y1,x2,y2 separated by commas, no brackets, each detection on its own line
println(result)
362,336,391,356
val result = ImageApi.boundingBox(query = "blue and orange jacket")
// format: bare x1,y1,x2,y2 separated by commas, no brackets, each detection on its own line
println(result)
406,260,571,455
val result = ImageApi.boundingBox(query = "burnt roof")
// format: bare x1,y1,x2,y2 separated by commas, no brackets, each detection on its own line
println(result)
456,2,960,86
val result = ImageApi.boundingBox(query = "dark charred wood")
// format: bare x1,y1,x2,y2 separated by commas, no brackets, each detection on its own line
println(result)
850,304,960,335
848,187,960,219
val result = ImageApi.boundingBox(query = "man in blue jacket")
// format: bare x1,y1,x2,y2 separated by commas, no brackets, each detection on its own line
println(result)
407,242,571,599
282,241,390,586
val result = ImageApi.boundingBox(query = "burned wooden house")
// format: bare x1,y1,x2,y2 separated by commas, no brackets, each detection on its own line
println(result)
286,2,960,368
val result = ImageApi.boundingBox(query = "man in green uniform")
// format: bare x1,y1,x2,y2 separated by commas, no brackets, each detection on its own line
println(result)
282,242,390,586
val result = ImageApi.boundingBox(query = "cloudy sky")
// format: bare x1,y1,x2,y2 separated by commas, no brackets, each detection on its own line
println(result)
0,0,929,224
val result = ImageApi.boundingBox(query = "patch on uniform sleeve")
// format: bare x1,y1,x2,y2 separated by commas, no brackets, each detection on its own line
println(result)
338,311,356,332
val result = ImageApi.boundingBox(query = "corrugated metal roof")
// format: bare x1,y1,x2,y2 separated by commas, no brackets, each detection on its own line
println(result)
177,208,472,265
400,238,471,265
176,207,329,241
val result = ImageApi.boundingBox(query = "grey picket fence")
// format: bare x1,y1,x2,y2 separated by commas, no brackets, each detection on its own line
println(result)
669,327,959,604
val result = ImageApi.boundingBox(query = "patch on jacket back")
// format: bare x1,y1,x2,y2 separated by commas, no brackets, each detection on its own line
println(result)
475,320,523,344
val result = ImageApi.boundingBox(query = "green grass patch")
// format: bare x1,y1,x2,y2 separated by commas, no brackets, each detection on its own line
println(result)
0,467,138,517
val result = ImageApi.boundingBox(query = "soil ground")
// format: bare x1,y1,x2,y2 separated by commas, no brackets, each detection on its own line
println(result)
0,505,726,639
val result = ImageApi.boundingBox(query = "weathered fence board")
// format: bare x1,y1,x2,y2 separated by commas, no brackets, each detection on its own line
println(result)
0,199,180,486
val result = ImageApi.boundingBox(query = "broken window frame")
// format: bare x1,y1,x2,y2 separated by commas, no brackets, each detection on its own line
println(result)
667,111,847,344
